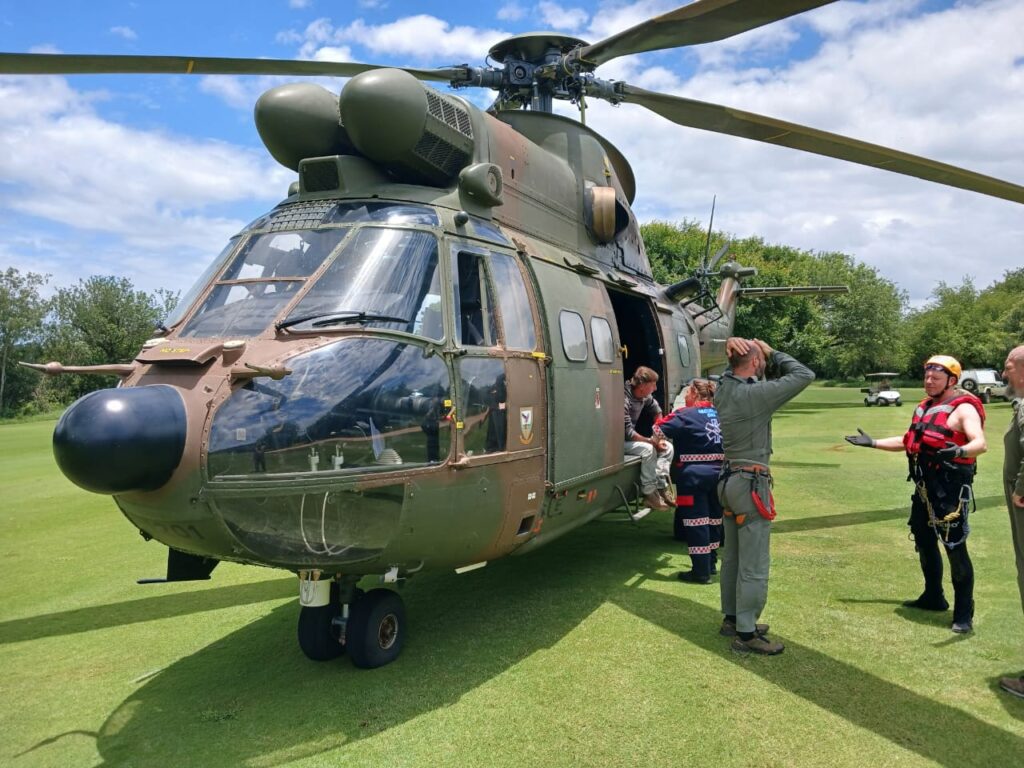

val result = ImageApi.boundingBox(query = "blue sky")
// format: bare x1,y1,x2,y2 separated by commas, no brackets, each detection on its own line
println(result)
1,0,1021,306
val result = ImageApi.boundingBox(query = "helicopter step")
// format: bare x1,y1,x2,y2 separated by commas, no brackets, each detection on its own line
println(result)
297,574,405,667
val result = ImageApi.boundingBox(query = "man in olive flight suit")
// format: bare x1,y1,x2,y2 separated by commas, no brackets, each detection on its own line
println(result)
716,337,814,655
999,344,1024,699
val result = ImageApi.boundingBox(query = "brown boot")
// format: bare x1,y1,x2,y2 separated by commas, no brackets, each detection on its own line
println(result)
642,491,670,510
731,635,784,655
720,618,770,637
999,676,1024,699
659,486,676,507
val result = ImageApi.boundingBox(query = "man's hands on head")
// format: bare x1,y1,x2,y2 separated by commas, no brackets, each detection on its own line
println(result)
726,337,750,358
844,428,875,448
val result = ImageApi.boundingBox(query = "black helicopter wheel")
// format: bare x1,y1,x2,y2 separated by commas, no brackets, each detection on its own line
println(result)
297,582,344,661
346,588,405,669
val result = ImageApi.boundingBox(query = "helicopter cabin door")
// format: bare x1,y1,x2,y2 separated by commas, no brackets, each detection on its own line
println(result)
607,288,668,427
448,242,548,555
529,260,622,486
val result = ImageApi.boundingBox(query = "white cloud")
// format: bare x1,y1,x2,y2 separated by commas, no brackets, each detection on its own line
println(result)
109,26,137,41
497,3,526,22
538,2,589,33
294,15,509,62
289,0,312,9
0,76,290,295
588,0,1024,302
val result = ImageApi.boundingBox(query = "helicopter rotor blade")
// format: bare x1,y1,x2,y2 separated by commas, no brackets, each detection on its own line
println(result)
576,0,836,68
617,84,1024,205
0,52,465,83
708,243,731,272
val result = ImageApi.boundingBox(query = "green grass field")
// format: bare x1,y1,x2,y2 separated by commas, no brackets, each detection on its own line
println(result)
2,385,1023,767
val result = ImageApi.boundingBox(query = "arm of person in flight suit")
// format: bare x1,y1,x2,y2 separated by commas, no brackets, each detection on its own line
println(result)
746,340,815,413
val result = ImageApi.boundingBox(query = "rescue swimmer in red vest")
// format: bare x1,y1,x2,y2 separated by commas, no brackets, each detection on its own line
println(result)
657,378,724,584
845,355,987,633
715,337,815,654
624,366,675,511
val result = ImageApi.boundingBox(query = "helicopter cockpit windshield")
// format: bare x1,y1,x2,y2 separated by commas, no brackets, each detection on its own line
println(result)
279,227,443,339
207,337,453,478
176,201,443,339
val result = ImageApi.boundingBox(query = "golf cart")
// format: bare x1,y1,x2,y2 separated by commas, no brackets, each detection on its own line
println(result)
862,373,902,407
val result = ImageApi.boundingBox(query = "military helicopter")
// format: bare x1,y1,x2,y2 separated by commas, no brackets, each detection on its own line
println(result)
5,0,1023,668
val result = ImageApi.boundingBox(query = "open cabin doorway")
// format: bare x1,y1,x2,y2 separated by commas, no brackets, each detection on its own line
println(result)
607,289,665,424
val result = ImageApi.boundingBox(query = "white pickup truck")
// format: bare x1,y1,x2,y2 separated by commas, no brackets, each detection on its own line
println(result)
959,369,1008,403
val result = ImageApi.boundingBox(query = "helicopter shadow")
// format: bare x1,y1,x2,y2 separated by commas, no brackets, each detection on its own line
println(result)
24,518,672,767
0,577,295,646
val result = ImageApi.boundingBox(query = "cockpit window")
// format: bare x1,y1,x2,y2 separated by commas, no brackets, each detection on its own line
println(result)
208,338,453,478
281,228,443,339
180,228,349,338
164,237,239,329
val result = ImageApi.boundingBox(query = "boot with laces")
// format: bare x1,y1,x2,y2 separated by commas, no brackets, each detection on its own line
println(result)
731,634,784,655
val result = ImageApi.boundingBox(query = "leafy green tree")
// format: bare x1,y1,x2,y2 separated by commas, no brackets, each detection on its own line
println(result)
640,221,907,377
0,268,50,415
904,271,1024,373
40,276,177,403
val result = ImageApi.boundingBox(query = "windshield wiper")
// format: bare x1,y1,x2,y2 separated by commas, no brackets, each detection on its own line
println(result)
276,311,410,331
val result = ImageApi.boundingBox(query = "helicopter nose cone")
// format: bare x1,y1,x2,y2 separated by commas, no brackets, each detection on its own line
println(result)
53,385,187,494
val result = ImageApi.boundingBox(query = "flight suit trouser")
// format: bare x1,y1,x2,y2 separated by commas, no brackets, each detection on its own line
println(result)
1006,481,1024,616
718,473,772,634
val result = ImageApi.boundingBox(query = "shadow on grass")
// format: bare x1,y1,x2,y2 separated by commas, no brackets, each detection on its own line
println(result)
778,401,879,414
617,588,1024,767
17,516,1024,767
772,496,1005,536
0,578,295,645
836,598,952,629
771,460,842,469
22,522,652,767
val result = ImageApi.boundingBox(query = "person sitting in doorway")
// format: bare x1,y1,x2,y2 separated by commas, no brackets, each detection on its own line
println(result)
624,366,674,510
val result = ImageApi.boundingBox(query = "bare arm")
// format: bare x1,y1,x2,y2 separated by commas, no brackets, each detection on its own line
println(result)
872,435,907,452
950,402,987,458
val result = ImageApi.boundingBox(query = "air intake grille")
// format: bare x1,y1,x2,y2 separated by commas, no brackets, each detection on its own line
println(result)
301,160,341,193
413,133,470,179
266,201,336,231
425,91,473,138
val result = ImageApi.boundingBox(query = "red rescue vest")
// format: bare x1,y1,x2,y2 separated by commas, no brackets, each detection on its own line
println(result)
903,391,985,465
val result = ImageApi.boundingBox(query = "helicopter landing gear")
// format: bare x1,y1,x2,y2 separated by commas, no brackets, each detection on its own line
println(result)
297,580,344,661
346,589,406,669
296,575,405,667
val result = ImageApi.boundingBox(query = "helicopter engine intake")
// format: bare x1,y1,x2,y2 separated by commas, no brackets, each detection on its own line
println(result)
339,69,476,186
53,385,187,495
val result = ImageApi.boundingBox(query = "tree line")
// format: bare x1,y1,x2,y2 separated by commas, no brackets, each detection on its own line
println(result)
0,269,176,417
2,225,1021,415
642,220,1022,380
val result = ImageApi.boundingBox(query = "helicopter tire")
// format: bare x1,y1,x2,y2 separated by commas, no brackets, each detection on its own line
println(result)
297,582,344,662
896,399,903,406
346,588,405,669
